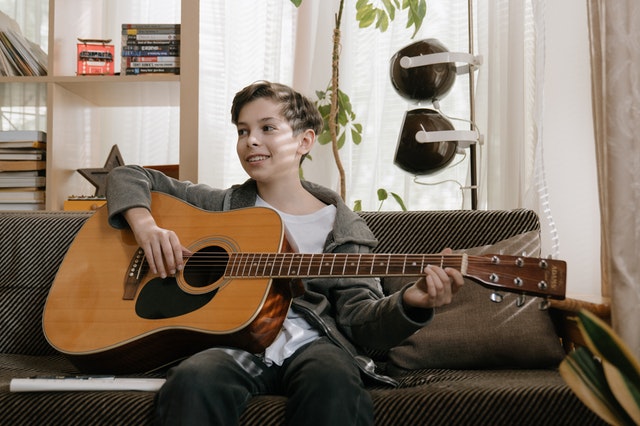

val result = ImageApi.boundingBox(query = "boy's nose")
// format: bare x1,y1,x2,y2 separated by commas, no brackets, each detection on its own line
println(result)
247,134,260,146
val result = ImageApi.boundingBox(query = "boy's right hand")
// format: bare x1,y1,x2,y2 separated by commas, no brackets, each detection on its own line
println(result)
123,207,190,278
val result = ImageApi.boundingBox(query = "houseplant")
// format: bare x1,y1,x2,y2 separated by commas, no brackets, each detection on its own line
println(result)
559,309,640,425
291,0,425,209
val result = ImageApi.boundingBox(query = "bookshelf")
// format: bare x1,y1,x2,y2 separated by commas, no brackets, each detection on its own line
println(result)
0,0,199,210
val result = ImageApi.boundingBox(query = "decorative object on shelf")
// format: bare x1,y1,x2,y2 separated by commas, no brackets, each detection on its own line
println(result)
390,36,482,208
76,38,114,75
77,144,124,197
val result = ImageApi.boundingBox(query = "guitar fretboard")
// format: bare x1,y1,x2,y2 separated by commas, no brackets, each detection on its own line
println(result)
225,253,468,278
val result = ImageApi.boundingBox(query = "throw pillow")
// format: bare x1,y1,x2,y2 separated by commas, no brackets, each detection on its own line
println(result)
386,230,566,372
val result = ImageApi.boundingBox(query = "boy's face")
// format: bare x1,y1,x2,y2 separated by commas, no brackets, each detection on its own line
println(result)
235,98,313,185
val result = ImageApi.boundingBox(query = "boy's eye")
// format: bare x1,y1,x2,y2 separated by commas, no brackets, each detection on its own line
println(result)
237,129,248,136
263,125,275,132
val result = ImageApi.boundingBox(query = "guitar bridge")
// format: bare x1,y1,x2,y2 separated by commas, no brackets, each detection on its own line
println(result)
123,248,147,300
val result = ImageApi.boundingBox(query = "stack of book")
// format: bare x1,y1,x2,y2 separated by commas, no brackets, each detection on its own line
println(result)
121,24,180,76
0,13,47,76
0,130,46,210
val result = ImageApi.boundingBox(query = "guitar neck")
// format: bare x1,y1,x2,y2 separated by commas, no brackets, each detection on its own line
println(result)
220,252,565,299
226,252,466,279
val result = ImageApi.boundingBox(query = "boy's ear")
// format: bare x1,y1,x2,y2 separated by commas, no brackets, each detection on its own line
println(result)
298,128,315,155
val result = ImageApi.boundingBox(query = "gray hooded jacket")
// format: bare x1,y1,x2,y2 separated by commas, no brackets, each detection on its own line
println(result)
106,165,434,386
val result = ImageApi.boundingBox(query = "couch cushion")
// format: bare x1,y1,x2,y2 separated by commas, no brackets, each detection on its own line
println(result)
0,355,605,426
386,230,566,371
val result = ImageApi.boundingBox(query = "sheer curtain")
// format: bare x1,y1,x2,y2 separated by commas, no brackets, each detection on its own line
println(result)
587,0,640,357
198,0,298,188
288,0,547,217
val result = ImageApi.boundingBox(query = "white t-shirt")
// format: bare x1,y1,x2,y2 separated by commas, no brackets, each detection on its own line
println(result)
255,196,337,366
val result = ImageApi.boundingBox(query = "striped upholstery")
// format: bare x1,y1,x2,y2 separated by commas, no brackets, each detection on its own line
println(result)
0,210,605,425
0,212,93,356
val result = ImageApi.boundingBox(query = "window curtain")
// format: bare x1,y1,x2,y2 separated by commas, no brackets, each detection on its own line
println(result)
587,0,640,357
198,0,298,188
292,0,547,217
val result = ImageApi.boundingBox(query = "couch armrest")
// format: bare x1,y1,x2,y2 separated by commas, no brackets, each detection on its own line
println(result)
549,295,611,353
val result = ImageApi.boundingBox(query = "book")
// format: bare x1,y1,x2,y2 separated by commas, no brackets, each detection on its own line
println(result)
125,61,180,68
123,34,180,42
0,29,47,76
0,130,46,142
125,67,180,75
0,149,45,160
10,376,166,392
121,46,180,56
0,141,46,149
0,188,45,202
0,175,45,187
0,160,46,171
122,23,180,31
0,202,44,211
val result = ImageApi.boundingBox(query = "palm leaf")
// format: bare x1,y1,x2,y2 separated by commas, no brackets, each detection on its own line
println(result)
603,358,640,424
577,309,640,390
559,347,632,425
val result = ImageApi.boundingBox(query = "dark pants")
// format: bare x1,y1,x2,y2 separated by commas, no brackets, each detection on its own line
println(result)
154,337,374,425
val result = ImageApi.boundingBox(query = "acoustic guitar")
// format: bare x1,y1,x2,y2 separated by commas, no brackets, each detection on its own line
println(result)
43,192,566,374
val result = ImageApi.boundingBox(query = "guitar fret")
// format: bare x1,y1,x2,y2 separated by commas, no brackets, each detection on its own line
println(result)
306,254,313,277
290,254,300,276
257,253,266,277
270,253,277,277
247,253,256,276
330,254,335,275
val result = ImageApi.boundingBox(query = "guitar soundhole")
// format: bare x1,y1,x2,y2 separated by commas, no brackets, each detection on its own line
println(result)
183,245,228,288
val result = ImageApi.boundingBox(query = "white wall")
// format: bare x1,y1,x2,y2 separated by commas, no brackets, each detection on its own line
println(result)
542,0,601,297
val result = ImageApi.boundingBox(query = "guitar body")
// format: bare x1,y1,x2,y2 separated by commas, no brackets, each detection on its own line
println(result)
43,192,293,374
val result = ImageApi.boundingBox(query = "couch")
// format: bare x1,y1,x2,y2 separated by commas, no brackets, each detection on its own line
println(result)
0,207,606,425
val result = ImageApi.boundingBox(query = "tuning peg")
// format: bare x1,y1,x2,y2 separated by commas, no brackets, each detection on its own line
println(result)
490,292,504,303
538,299,550,310
516,294,526,307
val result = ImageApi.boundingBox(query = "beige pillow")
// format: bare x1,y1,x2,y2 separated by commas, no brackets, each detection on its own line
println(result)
386,230,566,372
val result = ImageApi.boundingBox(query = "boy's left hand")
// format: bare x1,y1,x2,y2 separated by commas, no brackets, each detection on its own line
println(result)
402,248,464,309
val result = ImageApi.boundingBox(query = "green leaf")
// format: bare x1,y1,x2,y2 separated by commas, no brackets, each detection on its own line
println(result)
351,127,362,145
390,192,408,211
603,361,640,425
317,131,332,145
377,188,389,201
559,347,633,425
382,0,397,20
357,5,377,28
403,0,427,38
353,199,363,212
578,309,640,388
290,0,303,7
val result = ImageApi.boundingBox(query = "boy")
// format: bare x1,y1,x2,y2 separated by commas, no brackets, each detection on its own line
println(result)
106,81,463,425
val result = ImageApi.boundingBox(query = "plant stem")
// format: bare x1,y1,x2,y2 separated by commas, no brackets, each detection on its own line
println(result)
330,0,346,200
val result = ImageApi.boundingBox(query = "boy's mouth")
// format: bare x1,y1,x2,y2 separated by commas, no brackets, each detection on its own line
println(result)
247,155,270,163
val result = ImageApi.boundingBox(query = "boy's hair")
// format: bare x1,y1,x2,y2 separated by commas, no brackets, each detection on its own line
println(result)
231,81,323,136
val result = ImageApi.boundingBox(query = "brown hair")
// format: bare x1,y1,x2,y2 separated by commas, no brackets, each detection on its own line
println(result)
231,81,323,136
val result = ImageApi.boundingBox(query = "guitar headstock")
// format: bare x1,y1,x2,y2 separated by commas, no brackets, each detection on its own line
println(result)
464,254,566,300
